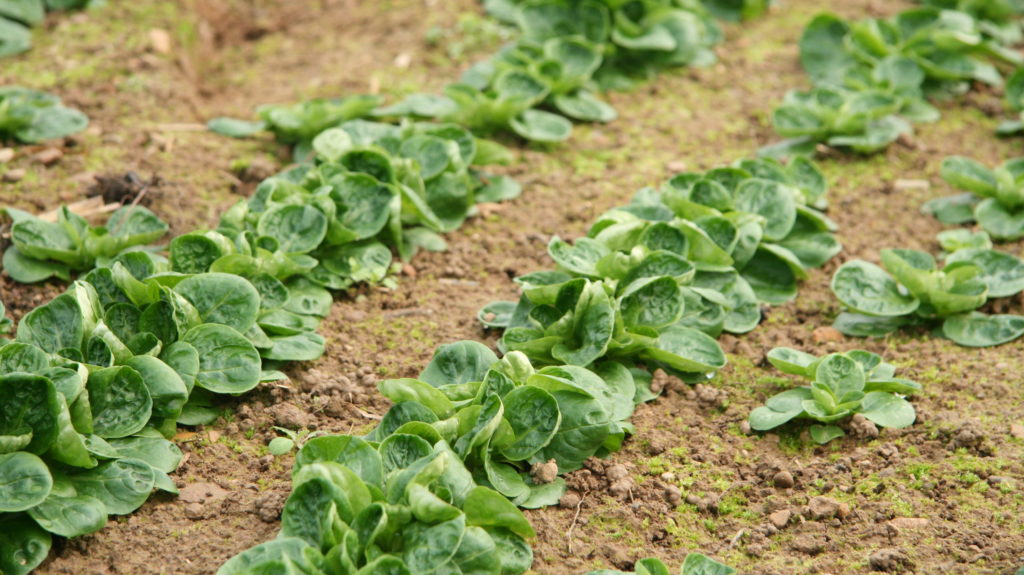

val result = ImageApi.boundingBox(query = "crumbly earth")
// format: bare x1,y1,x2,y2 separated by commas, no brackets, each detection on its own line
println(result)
1,0,1022,573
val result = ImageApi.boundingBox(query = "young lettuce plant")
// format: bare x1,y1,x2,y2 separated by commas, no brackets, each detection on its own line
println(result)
763,86,912,156
585,553,735,575
217,436,536,575
481,0,724,89
0,87,89,143
0,0,100,58
2,205,168,284
207,94,381,161
750,348,920,444
371,341,656,503
799,9,1020,95
924,156,1024,240
212,119,520,292
830,241,1024,346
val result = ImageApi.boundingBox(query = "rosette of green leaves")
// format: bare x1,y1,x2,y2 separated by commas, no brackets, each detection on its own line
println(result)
379,28,614,142
0,287,196,573
218,432,535,575
831,246,1024,346
763,86,912,156
749,348,920,444
585,553,735,575
0,86,89,142
916,0,1024,45
212,119,519,291
482,0,723,90
2,205,168,284
925,156,1024,240
207,94,382,160
799,9,1021,95
0,1,101,58
660,160,841,302
370,342,656,505
168,231,331,367
482,242,729,378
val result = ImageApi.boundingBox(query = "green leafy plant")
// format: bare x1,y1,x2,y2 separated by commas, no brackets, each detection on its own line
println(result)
268,427,326,456
2,205,168,283
0,87,89,143
765,6,1022,155
372,341,656,502
585,553,735,575
924,156,1024,240
218,436,535,575
0,0,103,57
830,237,1024,346
481,157,838,376
219,341,654,575
210,119,520,290
207,95,381,161
749,348,920,444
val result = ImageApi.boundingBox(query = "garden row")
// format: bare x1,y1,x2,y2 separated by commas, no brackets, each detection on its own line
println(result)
0,1,768,573
1,0,1023,573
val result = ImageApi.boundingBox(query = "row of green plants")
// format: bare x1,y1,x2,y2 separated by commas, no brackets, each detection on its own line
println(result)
763,0,1024,156
479,156,839,377
0,0,100,58
210,0,768,151
0,3,782,571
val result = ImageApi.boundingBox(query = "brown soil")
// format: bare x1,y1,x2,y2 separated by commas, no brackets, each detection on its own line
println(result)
1,0,1022,574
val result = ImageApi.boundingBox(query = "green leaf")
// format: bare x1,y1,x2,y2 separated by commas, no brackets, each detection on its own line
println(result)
766,347,818,376
809,424,845,444
182,324,262,394
0,514,50,575
69,458,156,515
463,486,535,539
640,326,726,374
975,198,1024,240
681,552,736,575
207,117,266,138
27,492,107,538
88,366,152,439
510,110,572,143
940,156,998,196
799,13,854,85
942,313,1024,347
293,436,381,488
257,205,329,254
860,392,916,428
831,261,919,317
174,273,261,333
500,386,560,461
832,312,910,337
0,452,52,512
420,341,498,387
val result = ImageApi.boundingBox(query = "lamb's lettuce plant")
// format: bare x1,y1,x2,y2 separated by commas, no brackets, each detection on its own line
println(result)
0,87,88,143
749,348,920,444
481,157,839,371
766,6,1022,155
0,0,102,58
220,341,661,575
830,238,1024,346
2,205,168,283
585,553,735,575
211,119,520,292
925,156,1024,241
207,95,382,160
217,438,535,575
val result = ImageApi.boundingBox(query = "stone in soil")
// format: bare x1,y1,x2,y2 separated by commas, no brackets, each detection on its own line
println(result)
869,549,914,572
773,470,795,489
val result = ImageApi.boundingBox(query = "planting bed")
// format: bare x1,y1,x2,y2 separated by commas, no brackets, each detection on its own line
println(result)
1,0,1022,573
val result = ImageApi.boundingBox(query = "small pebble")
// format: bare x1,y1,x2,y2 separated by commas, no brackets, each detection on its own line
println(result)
34,148,63,166
773,470,795,489
3,169,25,183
